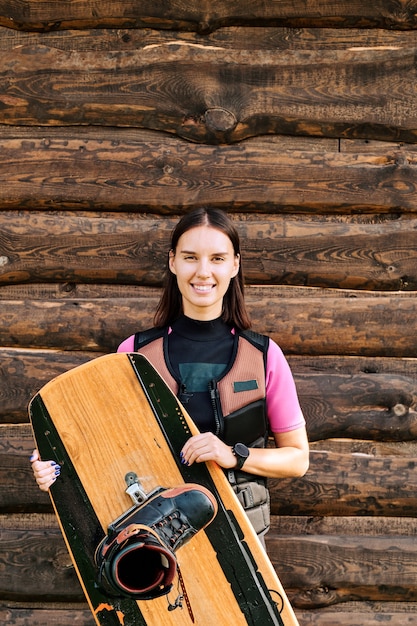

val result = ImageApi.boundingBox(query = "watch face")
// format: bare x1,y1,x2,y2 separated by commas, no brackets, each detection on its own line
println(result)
234,443,249,457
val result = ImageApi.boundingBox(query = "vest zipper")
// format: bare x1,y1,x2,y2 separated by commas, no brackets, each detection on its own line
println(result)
178,383,193,405
209,380,223,437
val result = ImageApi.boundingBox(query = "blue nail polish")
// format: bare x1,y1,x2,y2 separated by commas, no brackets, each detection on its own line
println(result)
55,469,61,476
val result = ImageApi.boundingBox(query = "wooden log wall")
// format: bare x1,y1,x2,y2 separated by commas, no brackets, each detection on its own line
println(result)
1,2,417,624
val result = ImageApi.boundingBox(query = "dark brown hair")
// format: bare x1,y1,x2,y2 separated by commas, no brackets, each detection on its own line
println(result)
154,207,251,329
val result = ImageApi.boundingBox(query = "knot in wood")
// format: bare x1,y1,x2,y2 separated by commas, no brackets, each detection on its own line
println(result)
392,403,407,417
394,152,409,167
53,550,74,570
204,108,237,132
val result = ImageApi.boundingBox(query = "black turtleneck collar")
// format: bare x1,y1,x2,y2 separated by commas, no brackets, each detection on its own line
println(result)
171,315,232,341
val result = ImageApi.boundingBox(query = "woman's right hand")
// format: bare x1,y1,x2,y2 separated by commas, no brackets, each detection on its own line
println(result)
30,449,61,492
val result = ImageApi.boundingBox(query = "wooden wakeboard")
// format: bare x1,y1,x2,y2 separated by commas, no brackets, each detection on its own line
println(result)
28,352,299,626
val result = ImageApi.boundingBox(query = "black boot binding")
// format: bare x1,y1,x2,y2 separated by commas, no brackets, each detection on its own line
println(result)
95,484,217,600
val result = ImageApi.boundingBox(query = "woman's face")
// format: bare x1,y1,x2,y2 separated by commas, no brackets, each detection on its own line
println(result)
169,225,240,321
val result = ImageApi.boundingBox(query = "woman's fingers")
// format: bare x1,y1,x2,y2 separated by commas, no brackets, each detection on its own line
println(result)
181,433,235,468
30,449,61,491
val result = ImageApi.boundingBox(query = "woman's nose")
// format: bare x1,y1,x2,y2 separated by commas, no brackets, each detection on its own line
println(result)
196,259,210,277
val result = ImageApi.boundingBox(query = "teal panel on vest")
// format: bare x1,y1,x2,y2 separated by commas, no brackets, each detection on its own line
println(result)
179,362,226,392
233,380,259,392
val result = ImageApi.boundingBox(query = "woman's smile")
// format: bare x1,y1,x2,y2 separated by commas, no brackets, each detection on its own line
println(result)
192,283,214,292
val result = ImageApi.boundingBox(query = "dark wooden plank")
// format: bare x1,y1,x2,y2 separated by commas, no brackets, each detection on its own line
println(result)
288,354,417,376
269,517,417,609
0,125,339,150
296,370,417,442
271,513,417,537
1,284,416,357
0,287,157,352
271,533,417,608
0,131,415,212
1,44,417,143
1,1,417,32
272,448,417,517
0,606,94,626
0,518,84,601
244,286,417,358
2,208,417,290
309,439,417,458
291,357,417,440
342,138,417,154
3,140,417,212
3,24,417,53
295,606,417,626
0,210,171,287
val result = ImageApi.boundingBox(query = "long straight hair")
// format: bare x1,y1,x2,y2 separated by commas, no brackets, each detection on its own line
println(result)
154,207,251,329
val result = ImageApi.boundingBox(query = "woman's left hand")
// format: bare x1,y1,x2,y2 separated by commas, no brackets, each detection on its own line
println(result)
180,426,309,479
180,432,236,469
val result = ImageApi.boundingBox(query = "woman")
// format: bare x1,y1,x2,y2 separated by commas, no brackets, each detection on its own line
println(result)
31,207,309,540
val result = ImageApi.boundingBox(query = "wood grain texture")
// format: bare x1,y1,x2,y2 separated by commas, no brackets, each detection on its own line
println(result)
275,535,417,608
295,370,417,442
3,25,417,53
296,608,417,625
1,525,81,601
271,448,417,516
0,132,416,211
0,606,94,626
1,43,417,143
1,1,417,32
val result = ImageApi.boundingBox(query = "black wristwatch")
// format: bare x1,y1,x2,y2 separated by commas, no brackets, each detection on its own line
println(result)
232,443,250,470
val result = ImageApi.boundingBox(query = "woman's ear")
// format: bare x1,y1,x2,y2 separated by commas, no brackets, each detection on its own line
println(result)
168,249,176,275
232,253,240,278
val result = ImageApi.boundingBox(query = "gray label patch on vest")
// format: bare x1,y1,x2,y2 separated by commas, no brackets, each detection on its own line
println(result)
233,380,258,392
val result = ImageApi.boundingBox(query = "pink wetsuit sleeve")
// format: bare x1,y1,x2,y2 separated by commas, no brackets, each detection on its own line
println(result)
265,339,305,433
117,335,135,352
